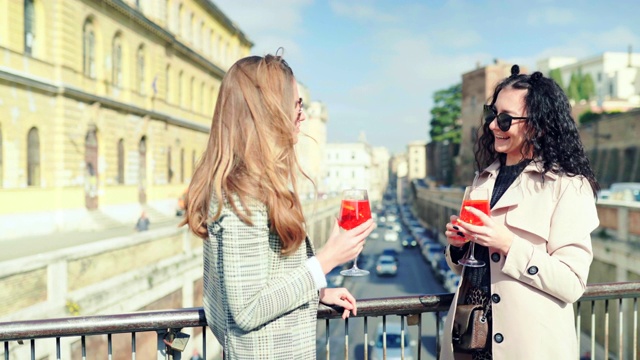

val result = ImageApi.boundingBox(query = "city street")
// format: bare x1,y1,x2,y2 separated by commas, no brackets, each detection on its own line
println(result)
316,227,446,360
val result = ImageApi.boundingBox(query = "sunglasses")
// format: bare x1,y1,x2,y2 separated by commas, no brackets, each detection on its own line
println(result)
295,97,303,120
483,105,528,132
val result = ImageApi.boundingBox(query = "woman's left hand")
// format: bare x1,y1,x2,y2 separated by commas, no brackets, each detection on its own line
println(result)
457,206,515,255
319,288,357,319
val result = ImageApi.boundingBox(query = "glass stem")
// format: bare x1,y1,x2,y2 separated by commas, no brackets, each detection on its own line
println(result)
467,242,477,261
352,255,360,269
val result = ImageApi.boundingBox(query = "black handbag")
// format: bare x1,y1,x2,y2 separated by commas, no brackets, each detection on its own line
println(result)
452,304,489,351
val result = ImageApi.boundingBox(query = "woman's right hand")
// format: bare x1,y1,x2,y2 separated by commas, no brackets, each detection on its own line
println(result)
444,215,467,248
316,219,376,274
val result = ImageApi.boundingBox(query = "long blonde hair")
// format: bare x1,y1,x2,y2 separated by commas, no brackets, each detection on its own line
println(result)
182,54,308,254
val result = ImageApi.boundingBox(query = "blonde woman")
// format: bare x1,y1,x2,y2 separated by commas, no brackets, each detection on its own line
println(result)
182,53,375,359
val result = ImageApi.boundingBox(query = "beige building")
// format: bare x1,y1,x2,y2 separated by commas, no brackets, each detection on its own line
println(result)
407,141,427,180
0,0,251,239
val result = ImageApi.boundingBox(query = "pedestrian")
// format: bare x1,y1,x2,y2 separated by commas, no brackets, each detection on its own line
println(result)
189,349,203,360
181,51,376,359
135,211,150,232
441,65,599,359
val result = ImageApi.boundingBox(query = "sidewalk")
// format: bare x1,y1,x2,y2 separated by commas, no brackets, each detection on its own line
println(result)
0,217,184,262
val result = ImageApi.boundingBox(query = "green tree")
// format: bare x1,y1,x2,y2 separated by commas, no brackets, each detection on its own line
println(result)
549,68,564,89
567,72,581,101
429,83,462,144
580,73,595,101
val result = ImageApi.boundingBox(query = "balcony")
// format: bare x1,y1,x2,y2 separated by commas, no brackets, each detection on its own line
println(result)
1,282,638,360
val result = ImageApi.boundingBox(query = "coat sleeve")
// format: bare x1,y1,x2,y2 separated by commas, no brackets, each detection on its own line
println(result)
501,177,598,303
211,202,319,332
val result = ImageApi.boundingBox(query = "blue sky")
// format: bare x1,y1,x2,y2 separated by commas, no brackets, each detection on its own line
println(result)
214,0,640,154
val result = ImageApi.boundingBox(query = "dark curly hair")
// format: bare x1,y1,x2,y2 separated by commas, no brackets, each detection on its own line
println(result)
474,65,600,195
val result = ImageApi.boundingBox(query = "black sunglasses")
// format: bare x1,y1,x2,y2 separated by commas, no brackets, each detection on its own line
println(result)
483,105,528,132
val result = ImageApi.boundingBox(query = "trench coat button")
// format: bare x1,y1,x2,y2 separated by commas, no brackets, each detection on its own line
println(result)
494,333,504,343
491,294,501,303
491,252,500,262
527,266,539,275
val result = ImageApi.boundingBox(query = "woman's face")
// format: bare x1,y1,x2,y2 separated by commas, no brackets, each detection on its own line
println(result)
489,87,530,165
292,81,306,143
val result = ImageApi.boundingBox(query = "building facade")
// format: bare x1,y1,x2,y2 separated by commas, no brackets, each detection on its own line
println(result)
406,141,427,181
0,0,252,238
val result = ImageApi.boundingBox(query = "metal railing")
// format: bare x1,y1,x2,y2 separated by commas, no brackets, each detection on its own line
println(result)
1,282,638,360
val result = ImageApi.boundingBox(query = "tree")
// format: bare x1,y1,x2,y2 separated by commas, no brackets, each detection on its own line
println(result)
580,73,595,101
549,68,564,89
429,83,462,144
567,72,581,101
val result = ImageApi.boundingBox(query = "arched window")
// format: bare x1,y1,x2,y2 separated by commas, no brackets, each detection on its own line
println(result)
24,0,35,55
117,138,125,184
200,81,205,113
137,44,145,94
112,34,123,87
176,3,183,34
180,148,185,183
178,70,184,107
83,19,96,78
167,146,173,183
190,77,196,110
165,64,171,102
27,127,40,186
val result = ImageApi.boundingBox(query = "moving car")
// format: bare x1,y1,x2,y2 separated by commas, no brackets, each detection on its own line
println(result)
369,322,416,360
375,255,398,276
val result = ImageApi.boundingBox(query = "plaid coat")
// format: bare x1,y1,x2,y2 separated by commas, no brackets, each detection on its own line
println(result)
204,196,320,359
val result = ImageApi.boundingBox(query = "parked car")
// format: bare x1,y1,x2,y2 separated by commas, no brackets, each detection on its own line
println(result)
375,255,398,276
369,322,416,360
383,230,399,242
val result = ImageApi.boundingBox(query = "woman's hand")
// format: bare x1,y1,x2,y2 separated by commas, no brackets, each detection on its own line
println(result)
444,215,467,248
319,287,357,319
316,219,376,274
456,206,514,255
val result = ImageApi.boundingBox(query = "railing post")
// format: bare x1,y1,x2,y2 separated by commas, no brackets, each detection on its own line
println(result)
47,260,67,308
617,206,629,241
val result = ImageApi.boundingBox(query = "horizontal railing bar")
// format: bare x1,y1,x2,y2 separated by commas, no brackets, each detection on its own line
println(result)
0,282,637,341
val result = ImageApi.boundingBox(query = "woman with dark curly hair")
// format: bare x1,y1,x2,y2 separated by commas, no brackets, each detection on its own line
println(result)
440,65,599,360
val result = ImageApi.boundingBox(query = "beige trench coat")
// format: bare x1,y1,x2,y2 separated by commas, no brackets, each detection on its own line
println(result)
440,160,599,360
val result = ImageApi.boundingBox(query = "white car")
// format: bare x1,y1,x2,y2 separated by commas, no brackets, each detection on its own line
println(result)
375,255,398,276
383,230,399,242
369,322,416,360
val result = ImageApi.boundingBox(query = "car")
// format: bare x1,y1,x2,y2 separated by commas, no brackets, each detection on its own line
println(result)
401,234,417,248
375,255,398,276
369,322,416,360
383,230,399,242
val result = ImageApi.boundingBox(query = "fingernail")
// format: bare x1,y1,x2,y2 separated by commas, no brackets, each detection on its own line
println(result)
453,226,459,230
457,231,465,237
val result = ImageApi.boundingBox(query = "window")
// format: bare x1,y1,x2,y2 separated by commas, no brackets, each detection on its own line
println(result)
178,4,184,36
167,146,173,183
83,19,96,78
165,64,171,102
112,34,123,87
192,150,196,174
117,139,125,184
200,82,205,113
190,77,196,110
137,45,145,94
180,148,185,183
27,127,40,186
178,70,183,106
24,0,35,55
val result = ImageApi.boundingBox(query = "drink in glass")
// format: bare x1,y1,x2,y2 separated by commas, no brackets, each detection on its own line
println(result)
339,189,371,276
457,186,490,267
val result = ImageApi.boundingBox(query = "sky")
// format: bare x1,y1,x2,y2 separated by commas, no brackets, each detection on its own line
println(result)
213,0,640,154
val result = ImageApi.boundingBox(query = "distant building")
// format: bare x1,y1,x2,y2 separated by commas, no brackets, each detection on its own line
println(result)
407,141,427,181
324,139,389,202
537,51,640,116
0,0,251,238
295,83,329,199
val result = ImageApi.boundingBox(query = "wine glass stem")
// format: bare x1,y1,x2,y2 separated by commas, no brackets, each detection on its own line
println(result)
467,242,477,261
352,256,361,269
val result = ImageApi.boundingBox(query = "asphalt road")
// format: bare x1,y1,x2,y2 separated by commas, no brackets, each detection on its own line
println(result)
316,232,447,360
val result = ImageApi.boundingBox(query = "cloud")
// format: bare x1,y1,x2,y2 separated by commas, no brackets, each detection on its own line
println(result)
328,0,399,23
527,7,578,26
